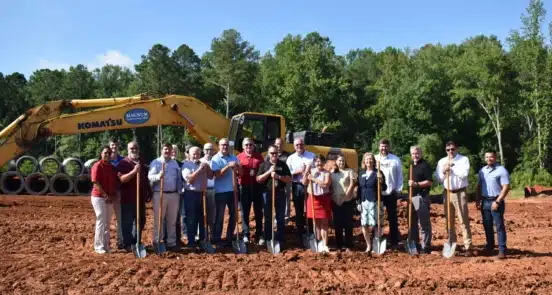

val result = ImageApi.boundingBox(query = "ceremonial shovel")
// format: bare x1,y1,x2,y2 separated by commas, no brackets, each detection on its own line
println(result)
405,164,418,256
372,160,386,255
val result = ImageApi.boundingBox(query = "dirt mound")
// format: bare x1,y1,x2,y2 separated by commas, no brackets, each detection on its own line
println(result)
1,195,552,294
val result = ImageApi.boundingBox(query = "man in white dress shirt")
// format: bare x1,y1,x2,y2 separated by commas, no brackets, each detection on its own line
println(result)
286,137,315,247
148,143,183,249
375,138,403,248
435,141,473,256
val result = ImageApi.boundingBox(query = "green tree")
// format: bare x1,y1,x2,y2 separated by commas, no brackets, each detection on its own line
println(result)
202,29,260,118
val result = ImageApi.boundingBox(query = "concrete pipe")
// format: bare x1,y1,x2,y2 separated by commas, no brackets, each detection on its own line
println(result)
24,172,50,195
39,157,61,177
62,158,84,177
84,159,98,174
0,171,25,195
16,156,39,176
73,174,93,195
49,173,74,195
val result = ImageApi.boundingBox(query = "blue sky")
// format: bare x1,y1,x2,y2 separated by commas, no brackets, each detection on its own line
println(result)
0,0,549,77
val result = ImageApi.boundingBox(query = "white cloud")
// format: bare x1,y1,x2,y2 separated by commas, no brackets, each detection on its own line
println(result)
38,50,135,71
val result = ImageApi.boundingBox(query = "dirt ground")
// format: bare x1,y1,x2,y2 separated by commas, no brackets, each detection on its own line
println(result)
0,194,551,294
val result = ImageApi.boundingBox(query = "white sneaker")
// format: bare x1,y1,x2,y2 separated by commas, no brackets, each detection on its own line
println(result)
322,245,330,253
95,249,106,254
258,238,265,246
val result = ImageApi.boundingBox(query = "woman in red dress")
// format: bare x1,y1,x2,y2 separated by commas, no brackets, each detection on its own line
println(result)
303,154,332,252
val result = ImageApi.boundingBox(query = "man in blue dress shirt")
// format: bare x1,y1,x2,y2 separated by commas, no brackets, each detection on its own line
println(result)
476,150,510,259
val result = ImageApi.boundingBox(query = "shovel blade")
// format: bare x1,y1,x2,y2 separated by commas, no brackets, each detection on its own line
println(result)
268,240,281,254
308,236,318,253
372,237,387,255
153,241,166,255
232,240,247,254
301,233,311,249
132,244,147,258
201,241,216,254
405,240,418,256
442,241,457,258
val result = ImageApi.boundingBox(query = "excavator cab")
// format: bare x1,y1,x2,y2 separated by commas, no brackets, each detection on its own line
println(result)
228,113,283,154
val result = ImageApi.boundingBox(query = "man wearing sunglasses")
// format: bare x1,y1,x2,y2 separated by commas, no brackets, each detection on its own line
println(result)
237,138,265,245
435,141,473,256
257,145,292,248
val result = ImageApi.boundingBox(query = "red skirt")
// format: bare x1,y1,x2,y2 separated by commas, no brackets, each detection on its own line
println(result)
306,193,332,219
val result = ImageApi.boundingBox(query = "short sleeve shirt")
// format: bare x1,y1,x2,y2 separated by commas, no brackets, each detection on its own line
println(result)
237,152,264,186
91,160,117,198
210,152,239,193
412,159,433,195
478,164,509,198
257,160,291,192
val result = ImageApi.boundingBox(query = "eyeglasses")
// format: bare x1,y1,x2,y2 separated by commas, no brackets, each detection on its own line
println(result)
269,152,277,155
244,143,253,146
204,148,212,151
446,148,455,152
295,143,304,147
220,143,228,146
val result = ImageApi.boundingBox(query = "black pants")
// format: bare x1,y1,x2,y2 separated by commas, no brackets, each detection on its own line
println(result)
383,191,400,245
292,182,306,239
239,184,263,239
332,200,354,248
121,202,146,248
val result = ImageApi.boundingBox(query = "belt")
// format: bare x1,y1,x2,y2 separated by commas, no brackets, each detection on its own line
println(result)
483,196,499,200
156,190,176,193
446,187,466,194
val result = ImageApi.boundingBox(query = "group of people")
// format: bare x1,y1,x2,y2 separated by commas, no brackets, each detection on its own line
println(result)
89,136,510,259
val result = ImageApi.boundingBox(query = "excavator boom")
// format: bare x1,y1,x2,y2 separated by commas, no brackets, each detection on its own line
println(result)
0,95,229,167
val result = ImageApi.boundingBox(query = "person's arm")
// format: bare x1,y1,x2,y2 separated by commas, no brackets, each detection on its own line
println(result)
176,163,183,193
91,164,108,197
148,160,162,183
395,157,403,193
309,171,331,188
256,164,272,183
119,162,139,183
345,170,356,197
496,168,510,203
435,159,446,183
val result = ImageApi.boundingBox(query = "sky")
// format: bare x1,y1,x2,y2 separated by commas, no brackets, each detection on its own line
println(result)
1,0,550,77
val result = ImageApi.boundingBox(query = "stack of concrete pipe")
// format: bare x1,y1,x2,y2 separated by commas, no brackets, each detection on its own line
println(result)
0,155,96,196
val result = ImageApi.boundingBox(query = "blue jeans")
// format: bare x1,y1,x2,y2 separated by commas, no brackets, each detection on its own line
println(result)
481,199,507,253
263,189,286,242
121,202,146,248
240,184,263,239
180,193,187,238
213,191,236,244
185,190,205,246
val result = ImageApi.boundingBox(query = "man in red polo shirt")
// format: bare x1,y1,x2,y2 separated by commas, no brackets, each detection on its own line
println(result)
237,137,265,245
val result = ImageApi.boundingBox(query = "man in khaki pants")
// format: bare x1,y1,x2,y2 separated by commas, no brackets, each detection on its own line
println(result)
435,141,473,256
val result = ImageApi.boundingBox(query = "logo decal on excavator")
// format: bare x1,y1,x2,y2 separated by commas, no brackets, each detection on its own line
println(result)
77,119,123,130
125,108,150,124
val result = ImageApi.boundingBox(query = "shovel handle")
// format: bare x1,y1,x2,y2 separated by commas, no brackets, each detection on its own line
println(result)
408,164,412,240
158,162,165,242
376,160,381,234
232,168,240,236
272,170,276,242
136,168,141,243
203,171,208,241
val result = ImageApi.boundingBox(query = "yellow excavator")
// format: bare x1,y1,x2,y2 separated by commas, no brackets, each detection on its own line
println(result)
0,94,358,170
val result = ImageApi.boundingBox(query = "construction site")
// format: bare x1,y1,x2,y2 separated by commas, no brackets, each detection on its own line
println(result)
0,191,549,294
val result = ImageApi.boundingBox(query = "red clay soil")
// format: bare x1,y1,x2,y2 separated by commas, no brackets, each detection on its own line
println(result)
0,194,551,294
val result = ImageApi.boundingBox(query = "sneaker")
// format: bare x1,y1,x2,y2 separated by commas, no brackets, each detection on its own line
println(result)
497,252,506,259
95,249,107,254
117,243,124,250
243,236,249,243
258,238,266,246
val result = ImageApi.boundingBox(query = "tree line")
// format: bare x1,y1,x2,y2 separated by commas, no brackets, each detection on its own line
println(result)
1,0,552,189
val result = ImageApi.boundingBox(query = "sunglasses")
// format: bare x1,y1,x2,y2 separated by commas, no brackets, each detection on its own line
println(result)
446,148,455,152
269,152,277,155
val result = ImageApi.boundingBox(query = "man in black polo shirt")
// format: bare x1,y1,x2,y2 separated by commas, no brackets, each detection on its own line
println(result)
407,145,434,254
257,144,292,248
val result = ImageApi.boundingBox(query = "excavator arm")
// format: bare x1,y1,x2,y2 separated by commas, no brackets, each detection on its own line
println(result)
0,94,229,167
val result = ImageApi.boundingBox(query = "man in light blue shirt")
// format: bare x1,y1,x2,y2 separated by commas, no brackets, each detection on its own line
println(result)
210,138,240,246
148,143,183,249
476,150,510,259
